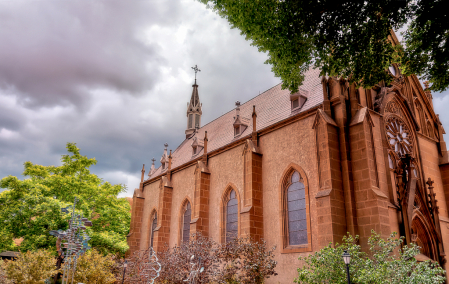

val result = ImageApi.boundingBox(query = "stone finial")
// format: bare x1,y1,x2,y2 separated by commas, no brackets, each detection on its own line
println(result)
148,158,156,177
235,101,241,118
160,144,169,169
203,131,208,164
423,81,433,105
252,105,257,144
140,164,145,183
167,150,173,181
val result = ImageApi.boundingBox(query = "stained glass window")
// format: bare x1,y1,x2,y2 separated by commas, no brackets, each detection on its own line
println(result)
226,190,238,242
150,212,157,248
287,171,307,245
182,202,191,243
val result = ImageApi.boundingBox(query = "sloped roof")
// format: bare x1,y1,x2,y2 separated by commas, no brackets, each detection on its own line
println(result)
148,68,323,179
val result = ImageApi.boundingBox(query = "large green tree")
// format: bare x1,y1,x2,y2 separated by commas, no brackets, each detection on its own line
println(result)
200,0,448,93
0,143,131,256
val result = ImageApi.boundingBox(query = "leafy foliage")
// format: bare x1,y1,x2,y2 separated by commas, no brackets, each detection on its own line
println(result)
0,228,16,253
0,260,12,284
2,249,58,284
200,0,448,92
0,143,131,256
295,231,446,284
72,249,117,284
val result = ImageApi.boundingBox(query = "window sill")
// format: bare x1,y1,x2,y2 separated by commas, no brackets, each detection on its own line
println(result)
281,243,312,254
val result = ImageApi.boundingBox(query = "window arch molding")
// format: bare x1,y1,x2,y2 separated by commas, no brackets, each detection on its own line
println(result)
178,197,193,245
148,208,158,249
411,210,439,261
278,163,312,253
220,183,241,243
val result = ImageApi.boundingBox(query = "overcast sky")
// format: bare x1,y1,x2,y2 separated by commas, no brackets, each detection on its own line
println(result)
0,0,448,197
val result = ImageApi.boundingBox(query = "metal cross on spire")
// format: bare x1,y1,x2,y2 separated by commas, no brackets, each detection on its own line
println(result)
191,65,201,83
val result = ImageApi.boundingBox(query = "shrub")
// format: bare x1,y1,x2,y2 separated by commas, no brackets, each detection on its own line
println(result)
214,237,277,284
3,249,58,284
0,259,12,284
295,231,446,284
158,233,219,284
123,233,277,284
72,249,116,284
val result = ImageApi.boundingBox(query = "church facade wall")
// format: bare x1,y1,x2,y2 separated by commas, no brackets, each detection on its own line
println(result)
418,135,448,217
128,71,449,283
258,114,318,282
140,181,160,250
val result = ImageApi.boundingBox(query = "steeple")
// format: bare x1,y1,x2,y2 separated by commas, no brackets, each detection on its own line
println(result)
186,65,202,138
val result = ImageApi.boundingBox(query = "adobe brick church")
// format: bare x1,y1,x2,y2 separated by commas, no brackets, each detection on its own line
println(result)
127,34,449,282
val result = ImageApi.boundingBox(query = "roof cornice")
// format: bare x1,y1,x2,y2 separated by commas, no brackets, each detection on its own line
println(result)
143,104,321,186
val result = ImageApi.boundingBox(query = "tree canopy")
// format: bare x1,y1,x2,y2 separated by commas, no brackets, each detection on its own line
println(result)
200,0,448,93
0,143,131,256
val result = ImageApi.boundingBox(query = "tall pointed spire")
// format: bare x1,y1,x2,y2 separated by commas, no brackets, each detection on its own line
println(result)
186,65,203,138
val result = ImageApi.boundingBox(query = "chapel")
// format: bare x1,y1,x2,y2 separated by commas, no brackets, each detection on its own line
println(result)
127,33,449,282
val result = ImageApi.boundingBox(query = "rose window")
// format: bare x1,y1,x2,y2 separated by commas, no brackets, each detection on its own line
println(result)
386,117,413,156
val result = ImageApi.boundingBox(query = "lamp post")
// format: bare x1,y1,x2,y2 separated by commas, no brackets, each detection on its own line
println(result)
342,250,351,284
121,260,127,284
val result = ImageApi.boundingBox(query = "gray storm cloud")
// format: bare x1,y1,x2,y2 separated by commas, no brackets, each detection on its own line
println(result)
1,0,446,197
0,0,282,196
0,0,179,108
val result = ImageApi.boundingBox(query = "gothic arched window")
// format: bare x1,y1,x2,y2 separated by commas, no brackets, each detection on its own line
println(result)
226,190,238,242
286,171,307,245
182,201,191,243
149,211,157,248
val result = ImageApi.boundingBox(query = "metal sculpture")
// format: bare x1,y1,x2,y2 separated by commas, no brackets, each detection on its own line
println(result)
49,198,92,284
145,247,162,284
184,254,204,284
